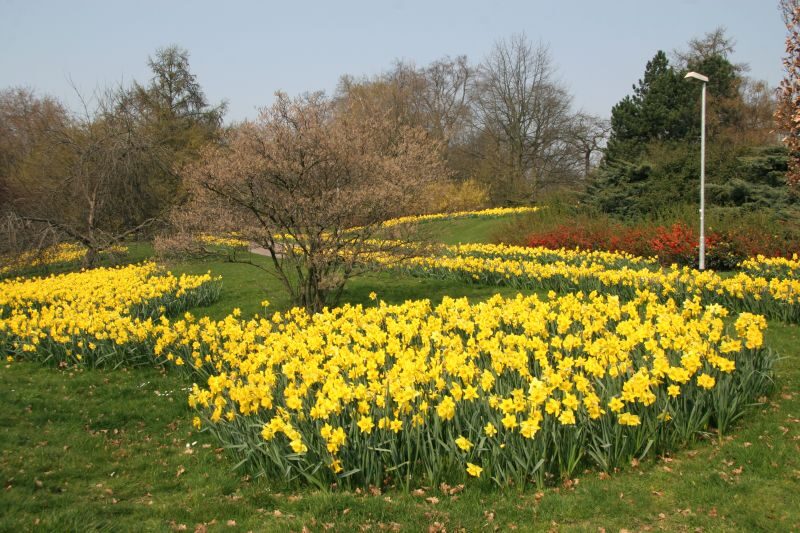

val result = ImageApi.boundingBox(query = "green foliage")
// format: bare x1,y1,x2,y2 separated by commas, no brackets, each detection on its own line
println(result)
587,143,695,219
707,145,796,212
589,143,796,220
605,51,697,162
592,32,787,220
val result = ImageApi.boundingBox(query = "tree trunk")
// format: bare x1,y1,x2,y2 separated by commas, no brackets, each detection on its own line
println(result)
584,149,592,178
83,246,98,268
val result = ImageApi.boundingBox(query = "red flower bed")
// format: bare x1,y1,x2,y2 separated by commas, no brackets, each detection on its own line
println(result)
526,222,799,270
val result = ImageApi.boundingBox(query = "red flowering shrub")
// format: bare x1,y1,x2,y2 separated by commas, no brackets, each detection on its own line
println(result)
527,226,607,251
722,227,798,259
525,221,797,270
607,227,652,257
527,224,662,260
649,223,697,265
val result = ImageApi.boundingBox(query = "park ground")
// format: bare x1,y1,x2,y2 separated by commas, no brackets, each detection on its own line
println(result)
1,215,798,532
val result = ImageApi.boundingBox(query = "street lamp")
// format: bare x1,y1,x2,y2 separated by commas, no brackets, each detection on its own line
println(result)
684,71,709,270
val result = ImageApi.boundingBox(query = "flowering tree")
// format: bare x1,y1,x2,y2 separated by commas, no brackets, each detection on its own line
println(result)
162,92,448,312
777,0,800,189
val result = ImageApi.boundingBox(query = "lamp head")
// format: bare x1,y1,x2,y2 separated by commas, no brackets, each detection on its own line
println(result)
684,71,709,83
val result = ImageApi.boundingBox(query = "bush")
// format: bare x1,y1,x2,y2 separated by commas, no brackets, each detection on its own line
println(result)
414,179,490,214
523,219,796,270
506,200,800,270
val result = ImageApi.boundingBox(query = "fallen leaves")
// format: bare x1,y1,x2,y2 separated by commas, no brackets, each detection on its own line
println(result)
562,478,579,490
427,522,446,533
439,483,464,496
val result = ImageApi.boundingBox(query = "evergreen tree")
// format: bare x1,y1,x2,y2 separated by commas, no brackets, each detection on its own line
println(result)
117,46,226,223
604,51,694,162
588,30,788,219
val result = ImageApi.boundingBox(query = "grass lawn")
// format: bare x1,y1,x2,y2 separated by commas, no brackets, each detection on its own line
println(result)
413,215,514,246
1,215,798,531
173,257,533,322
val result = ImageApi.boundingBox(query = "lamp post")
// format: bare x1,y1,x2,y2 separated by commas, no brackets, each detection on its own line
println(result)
684,71,709,270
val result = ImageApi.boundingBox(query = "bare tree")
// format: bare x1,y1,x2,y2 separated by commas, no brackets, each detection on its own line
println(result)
335,71,422,135
568,113,611,178
733,78,778,146
473,34,574,203
0,88,68,210
414,56,473,145
337,56,473,147
4,87,167,266
673,27,748,73
164,92,449,313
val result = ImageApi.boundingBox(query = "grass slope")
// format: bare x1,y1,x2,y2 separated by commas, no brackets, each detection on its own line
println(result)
414,216,512,246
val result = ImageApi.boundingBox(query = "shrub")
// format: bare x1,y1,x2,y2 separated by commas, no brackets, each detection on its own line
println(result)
414,179,490,214
522,217,798,270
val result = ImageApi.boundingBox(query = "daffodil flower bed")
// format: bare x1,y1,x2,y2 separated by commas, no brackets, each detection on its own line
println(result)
199,234,250,249
0,242,128,278
181,291,774,489
378,206,539,229
389,243,800,323
739,253,800,281
0,263,221,367
446,243,659,270
0,244,785,491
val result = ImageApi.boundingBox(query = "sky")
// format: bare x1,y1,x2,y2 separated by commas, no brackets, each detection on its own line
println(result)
0,0,787,123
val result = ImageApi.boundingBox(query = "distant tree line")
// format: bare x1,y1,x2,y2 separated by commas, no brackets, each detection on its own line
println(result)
0,46,224,266
1,18,798,284
0,35,609,270
335,34,609,206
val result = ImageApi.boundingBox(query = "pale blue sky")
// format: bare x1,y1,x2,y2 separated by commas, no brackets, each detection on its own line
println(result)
0,0,785,122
